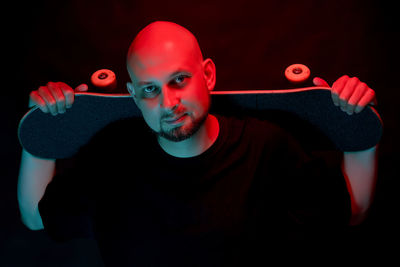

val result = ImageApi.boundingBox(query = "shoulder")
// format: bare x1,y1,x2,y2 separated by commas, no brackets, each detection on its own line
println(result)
215,114,304,160
87,117,147,144
77,117,149,158
217,114,292,143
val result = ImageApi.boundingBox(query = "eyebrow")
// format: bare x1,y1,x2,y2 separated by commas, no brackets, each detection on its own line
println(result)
138,70,191,86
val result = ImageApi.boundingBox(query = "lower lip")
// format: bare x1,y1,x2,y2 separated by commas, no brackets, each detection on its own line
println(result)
164,114,187,124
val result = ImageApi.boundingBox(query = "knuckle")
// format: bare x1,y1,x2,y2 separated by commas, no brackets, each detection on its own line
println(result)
29,90,37,97
56,82,68,89
58,81,71,88
38,85,47,91
46,81,55,87
38,86,48,94
47,81,60,91
64,87,75,95
355,82,366,92
331,84,339,93
350,76,359,83
369,89,376,97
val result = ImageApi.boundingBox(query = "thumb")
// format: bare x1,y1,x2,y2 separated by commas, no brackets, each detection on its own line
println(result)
313,77,330,87
75,83,89,92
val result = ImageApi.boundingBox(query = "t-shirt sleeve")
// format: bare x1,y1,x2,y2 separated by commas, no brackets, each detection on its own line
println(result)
38,172,95,242
38,138,99,242
277,128,352,228
38,117,143,242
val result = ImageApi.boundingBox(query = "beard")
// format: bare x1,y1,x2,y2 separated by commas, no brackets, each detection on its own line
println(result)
157,111,208,142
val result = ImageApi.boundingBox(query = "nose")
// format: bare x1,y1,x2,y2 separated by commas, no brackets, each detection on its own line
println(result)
160,86,179,110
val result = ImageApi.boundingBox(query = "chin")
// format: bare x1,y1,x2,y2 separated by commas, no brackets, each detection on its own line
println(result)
160,114,207,142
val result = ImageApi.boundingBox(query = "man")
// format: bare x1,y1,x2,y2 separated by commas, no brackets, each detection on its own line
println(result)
18,21,378,265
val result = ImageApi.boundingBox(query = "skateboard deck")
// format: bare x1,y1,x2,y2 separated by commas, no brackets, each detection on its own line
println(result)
18,86,383,159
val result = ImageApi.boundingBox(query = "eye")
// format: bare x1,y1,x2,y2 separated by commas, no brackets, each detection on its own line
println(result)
142,85,159,98
174,75,185,83
144,86,157,93
170,74,190,87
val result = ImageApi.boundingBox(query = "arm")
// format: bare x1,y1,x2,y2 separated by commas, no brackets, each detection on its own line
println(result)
17,150,55,230
342,146,378,225
17,82,87,230
313,76,379,225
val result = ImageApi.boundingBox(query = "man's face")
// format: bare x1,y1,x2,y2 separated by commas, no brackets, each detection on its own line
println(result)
127,46,212,142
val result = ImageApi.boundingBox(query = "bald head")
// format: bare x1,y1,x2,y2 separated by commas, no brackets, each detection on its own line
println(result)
124,21,217,145
126,21,204,80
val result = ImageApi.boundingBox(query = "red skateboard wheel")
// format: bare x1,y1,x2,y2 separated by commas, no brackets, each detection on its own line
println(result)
285,64,310,83
91,69,117,91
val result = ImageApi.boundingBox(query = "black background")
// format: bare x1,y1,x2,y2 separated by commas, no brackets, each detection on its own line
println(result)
2,0,399,265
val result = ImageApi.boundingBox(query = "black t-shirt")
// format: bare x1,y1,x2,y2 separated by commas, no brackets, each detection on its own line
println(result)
38,114,351,266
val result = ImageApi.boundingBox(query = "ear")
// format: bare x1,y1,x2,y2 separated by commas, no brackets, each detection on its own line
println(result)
126,82,135,96
202,58,216,91
126,82,138,105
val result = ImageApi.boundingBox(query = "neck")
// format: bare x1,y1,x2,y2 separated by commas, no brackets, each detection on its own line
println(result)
157,114,220,158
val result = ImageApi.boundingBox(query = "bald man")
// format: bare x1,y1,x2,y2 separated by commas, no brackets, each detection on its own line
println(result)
18,21,378,266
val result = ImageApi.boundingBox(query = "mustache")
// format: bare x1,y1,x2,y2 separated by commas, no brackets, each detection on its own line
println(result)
160,107,187,120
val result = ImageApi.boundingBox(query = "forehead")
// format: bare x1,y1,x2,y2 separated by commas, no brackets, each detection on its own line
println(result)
128,50,199,83
127,30,203,82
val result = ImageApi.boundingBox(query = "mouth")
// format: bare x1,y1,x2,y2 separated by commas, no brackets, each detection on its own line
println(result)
162,113,188,125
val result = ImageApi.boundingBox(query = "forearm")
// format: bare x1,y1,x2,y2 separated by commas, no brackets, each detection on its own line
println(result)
341,145,378,225
17,149,56,230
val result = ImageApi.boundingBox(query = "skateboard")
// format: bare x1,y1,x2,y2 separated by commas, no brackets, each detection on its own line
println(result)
18,86,383,159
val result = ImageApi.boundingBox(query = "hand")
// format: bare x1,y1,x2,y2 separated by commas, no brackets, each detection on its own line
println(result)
29,82,88,115
313,75,376,115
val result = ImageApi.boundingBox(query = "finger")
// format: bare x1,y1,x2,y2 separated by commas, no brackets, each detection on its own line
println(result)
75,83,88,92
331,75,349,106
38,86,58,115
347,82,367,114
354,89,376,113
331,91,340,106
29,90,49,113
47,82,66,114
57,82,75,108
369,94,378,106
339,77,359,113
313,77,330,87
